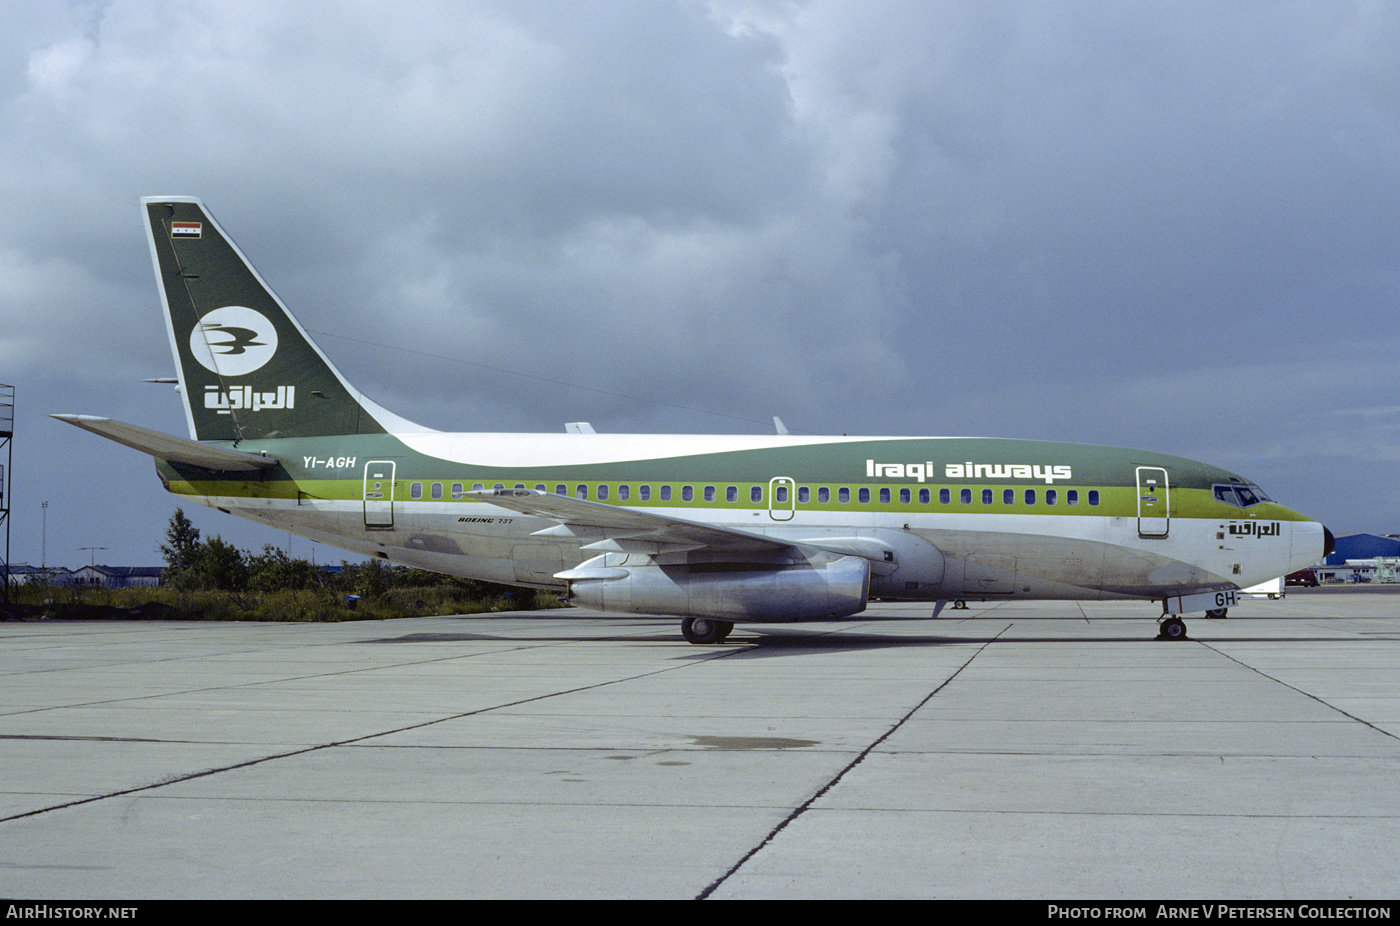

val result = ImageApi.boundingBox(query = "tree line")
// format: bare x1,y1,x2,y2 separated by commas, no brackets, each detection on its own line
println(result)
159,508,534,604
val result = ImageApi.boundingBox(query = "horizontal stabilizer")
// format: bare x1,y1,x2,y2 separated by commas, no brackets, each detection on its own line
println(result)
52,415,279,471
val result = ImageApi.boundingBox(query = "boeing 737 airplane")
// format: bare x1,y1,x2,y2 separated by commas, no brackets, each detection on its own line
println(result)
57,196,1332,643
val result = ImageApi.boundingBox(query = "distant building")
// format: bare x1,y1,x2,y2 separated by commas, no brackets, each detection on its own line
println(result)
6,565,73,586
1315,534,1400,583
7,565,164,588
1323,533,1400,566
68,566,165,588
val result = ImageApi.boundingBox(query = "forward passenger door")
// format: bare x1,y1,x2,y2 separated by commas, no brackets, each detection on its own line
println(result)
1136,466,1169,538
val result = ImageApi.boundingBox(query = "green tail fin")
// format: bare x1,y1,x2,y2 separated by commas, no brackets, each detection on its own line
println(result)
142,196,406,442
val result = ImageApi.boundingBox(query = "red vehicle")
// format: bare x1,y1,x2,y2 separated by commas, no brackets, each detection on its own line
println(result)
1286,569,1319,587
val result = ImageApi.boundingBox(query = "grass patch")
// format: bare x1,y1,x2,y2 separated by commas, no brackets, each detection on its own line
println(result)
2,583,565,622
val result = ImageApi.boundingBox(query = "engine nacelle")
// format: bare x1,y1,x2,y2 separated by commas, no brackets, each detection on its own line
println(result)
558,553,871,623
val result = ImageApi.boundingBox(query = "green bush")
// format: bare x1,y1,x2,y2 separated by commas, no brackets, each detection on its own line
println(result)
0,508,567,621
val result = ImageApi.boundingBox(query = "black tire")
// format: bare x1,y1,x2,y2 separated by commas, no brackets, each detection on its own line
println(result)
1160,616,1187,640
681,617,732,644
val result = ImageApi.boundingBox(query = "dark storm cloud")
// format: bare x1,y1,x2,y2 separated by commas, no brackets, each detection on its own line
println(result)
2,0,1397,565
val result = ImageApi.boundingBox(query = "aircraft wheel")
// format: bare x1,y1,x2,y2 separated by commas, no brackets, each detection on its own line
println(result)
1159,616,1188,640
953,599,967,610
1205,607,1228,619
681,617,732,645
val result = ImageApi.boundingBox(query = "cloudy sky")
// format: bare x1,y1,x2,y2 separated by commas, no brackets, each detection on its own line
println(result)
3,0,1397,568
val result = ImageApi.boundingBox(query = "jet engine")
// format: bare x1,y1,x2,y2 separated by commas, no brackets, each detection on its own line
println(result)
557,550,871,623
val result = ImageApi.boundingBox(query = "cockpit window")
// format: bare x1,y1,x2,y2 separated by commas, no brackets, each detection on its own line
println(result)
1213,483,1271,508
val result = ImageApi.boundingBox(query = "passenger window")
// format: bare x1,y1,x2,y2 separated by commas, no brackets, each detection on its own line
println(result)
919,488,930,504
432,483,443,500
703,486,715,502
900,488,911,504
618,485,630,501
880,488,891,503
1003,488,1015,505
1046,489,1057,506
660,485,672,501
798,486,810,503
576,485,588,500
776,485,789,503
534,483,546,492
726,486,738,503
751,486,763,503
473,483,485,491
1067,490,1079,506
859,488,871,503
682,485,694,502
940,488,951,504
960,488,972,504
982,489,993,505
554,484,566,496
639,485,651,501
818,487,830,503
839,487,851,503
597,485,609,500
411,482,423,499
1025,489,1036,505
452,483,465,499
1088,490,1100,506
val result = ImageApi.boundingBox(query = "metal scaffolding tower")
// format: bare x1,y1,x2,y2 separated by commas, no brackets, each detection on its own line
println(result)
0,384,11,603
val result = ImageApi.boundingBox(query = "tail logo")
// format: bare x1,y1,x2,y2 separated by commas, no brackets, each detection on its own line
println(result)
189,306,279,376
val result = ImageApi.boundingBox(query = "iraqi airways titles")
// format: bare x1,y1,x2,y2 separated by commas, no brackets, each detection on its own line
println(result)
867,459,1074,484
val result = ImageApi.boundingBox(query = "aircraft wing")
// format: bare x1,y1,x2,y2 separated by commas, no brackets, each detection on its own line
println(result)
52,415,279,472
470,488,796,556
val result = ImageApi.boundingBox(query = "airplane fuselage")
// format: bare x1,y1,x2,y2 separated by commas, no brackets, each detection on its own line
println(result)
156,431,1322,608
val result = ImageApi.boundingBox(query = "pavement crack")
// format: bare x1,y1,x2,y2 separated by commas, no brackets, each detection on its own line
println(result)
1201,641,1400,743
695,624,1012,899
0,647,735,826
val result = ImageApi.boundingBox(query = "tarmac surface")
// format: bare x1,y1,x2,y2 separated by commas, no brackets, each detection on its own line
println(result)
2,587,1399,900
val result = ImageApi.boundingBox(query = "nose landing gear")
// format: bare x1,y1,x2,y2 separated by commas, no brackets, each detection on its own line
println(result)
1157,615,1188,640
1159,590,1237,640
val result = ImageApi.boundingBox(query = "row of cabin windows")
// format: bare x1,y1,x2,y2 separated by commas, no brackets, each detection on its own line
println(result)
407,481,1101,508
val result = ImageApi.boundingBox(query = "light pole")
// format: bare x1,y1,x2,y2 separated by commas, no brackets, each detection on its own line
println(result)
40,500,47,570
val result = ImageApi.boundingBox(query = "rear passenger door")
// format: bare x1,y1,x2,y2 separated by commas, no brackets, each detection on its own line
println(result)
364,461,396,529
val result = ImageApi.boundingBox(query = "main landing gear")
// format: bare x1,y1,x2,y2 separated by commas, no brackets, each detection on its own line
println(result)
681,617,734,645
